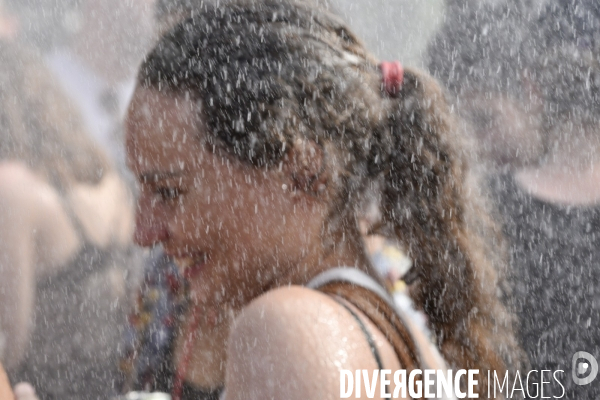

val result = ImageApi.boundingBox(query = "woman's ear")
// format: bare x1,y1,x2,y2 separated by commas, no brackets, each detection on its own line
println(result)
282,138,328,196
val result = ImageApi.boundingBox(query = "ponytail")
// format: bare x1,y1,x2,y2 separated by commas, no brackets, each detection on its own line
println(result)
380,68,522,393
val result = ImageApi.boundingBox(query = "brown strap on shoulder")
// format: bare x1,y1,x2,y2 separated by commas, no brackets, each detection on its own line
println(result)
318,281,420,373
309,268,455,400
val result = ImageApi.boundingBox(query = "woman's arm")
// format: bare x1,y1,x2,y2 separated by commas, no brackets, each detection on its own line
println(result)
66,171,134,249
224,286,401,400
0,363,14,400
0,162,81,368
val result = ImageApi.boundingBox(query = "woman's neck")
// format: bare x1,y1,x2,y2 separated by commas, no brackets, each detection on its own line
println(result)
178,220,372,388
276,223,373,287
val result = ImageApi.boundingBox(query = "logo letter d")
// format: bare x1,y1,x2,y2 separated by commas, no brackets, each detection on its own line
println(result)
572,351,598,386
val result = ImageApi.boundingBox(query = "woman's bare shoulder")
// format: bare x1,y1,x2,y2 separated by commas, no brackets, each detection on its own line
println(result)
237,285,349,323
224,285,397,400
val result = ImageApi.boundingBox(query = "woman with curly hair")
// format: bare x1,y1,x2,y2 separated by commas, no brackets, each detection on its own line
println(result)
123,1,521,398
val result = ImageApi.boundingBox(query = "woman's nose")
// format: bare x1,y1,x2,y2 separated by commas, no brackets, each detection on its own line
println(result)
133,192,169,247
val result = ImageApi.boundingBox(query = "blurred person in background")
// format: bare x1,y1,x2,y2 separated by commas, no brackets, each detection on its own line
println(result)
429,0,541,171
429,0,600,398
0,1,142,399
6,0,157,170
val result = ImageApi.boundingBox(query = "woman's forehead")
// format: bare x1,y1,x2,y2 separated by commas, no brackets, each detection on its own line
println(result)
127,88,198,130
125,87,205,174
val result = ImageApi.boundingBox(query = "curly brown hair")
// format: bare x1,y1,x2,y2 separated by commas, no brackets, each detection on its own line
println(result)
138,0,522,394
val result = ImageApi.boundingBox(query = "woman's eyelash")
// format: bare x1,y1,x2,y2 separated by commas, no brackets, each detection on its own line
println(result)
156,187,182,201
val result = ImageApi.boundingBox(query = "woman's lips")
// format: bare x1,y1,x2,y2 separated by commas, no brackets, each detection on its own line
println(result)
173,255,207,280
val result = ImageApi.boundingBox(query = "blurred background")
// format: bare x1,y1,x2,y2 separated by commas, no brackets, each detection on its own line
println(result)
330,0,445,67
12,0,445,67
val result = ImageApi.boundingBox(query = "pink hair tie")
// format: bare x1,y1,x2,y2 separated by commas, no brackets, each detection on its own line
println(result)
380,61,404,97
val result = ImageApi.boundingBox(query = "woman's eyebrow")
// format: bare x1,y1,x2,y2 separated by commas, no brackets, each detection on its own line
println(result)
139,170,186,183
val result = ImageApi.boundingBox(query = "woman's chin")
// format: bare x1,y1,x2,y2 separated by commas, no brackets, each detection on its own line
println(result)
173,256,208,280
179,260,227,304
182,261,207,280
